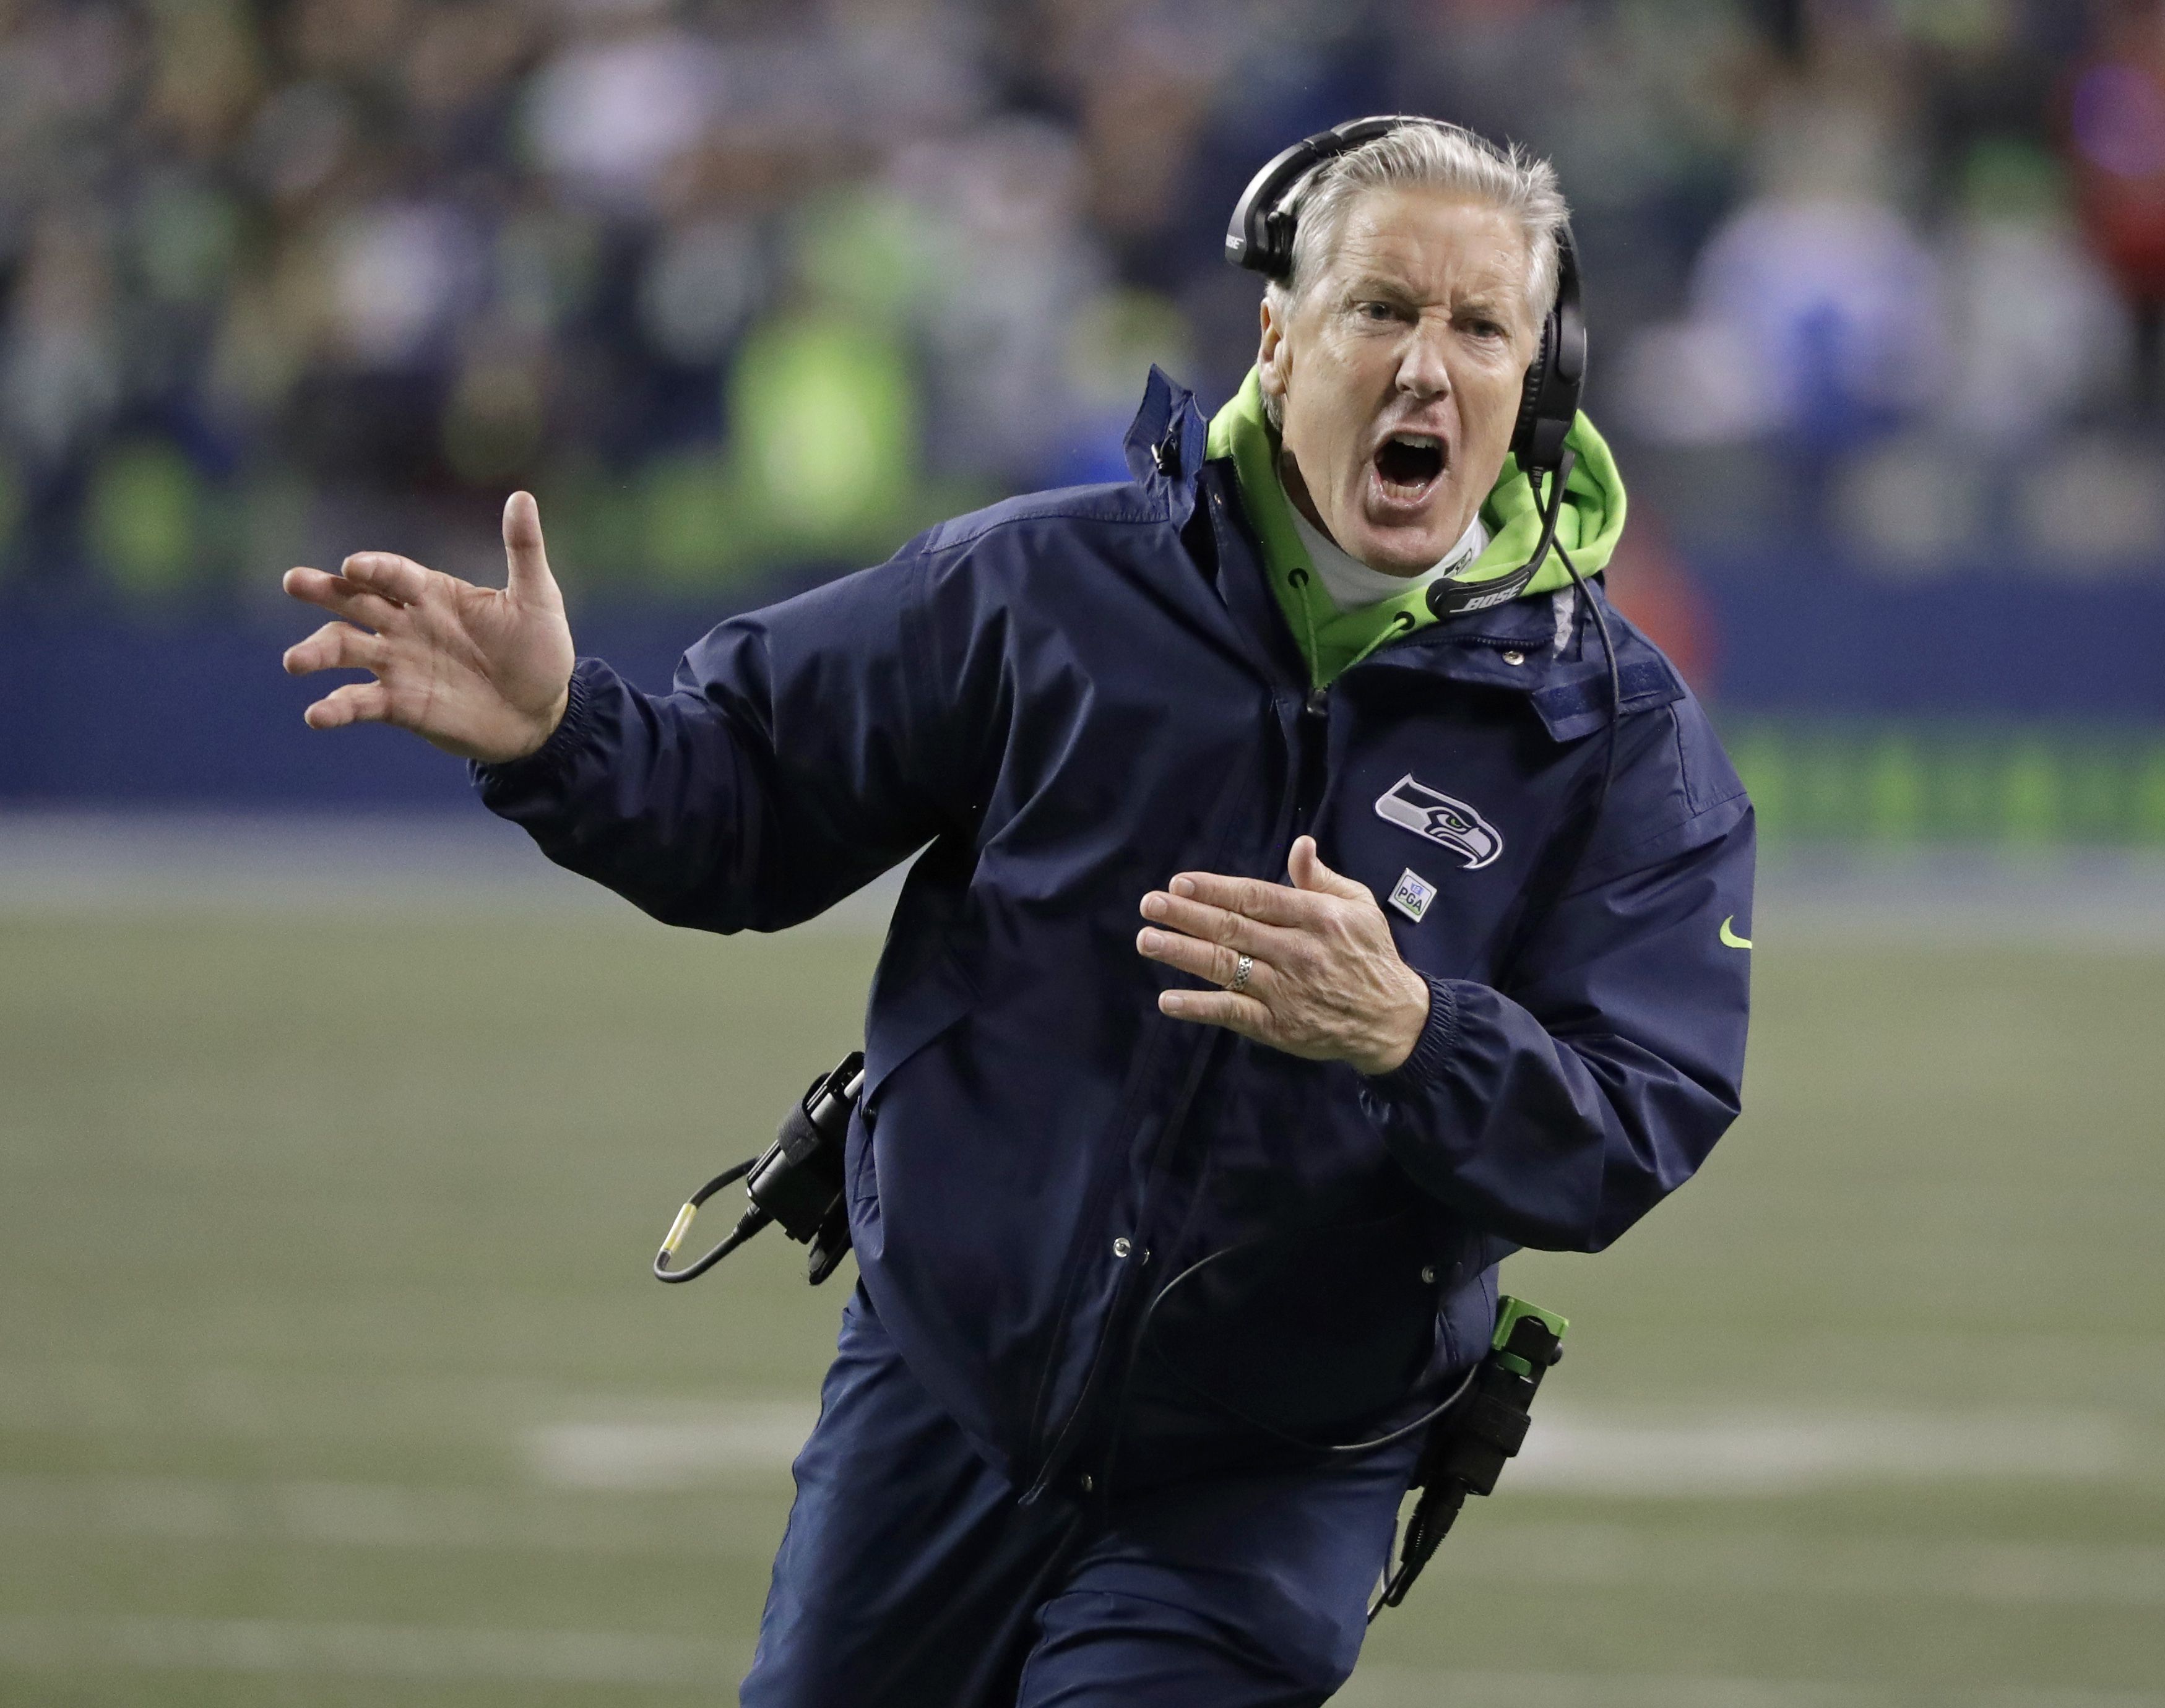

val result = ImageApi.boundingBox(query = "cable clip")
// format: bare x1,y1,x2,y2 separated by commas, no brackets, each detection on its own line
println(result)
652,1052,863,1285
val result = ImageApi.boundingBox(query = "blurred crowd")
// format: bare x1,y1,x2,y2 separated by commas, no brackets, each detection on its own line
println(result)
1,0,2159,608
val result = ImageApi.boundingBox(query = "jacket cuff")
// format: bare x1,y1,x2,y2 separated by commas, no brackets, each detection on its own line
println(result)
470,661,595,798
1368,973,1460,1094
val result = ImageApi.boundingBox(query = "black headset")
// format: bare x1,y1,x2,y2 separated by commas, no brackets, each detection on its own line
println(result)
1225,114,1585,480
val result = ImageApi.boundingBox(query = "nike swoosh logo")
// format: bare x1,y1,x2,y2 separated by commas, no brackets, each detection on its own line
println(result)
1720,917,1752,949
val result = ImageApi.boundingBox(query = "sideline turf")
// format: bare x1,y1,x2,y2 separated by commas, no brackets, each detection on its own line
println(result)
1,912,2159,1704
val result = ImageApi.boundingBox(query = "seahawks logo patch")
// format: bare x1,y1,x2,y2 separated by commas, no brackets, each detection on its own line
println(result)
1374,775,1503,870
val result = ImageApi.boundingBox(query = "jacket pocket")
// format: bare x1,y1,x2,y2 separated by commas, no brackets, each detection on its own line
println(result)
850,942,978,1214
1526,655,1685,741
1135,1208,1444,1441
860,940,978,1110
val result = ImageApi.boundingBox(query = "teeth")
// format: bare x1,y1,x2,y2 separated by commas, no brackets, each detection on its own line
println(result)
1391,433,1441,449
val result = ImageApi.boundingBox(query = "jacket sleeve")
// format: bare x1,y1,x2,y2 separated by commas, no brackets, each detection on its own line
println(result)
472,547,999,933
1359,696,1755,1253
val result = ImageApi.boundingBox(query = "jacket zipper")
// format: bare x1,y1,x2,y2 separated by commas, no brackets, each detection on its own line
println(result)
1019,1020,1226,1504
1021,676,1330,1503
1016,749,1263,1504
1020,469,1349,1503
1295,685,1331,835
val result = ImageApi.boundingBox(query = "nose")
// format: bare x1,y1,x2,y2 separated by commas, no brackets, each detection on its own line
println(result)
1395,315,1453,402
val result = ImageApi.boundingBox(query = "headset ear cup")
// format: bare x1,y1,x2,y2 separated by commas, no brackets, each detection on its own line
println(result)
1512,316,1554,462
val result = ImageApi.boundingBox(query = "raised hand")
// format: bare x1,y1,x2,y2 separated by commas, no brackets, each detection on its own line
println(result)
1135,835,1432,1076
281,491,576,764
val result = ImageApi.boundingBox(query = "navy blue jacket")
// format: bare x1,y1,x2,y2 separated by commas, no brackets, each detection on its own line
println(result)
478,371,1754,1498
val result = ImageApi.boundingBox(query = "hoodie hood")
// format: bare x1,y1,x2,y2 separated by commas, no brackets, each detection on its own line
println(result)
1204,367,1628,687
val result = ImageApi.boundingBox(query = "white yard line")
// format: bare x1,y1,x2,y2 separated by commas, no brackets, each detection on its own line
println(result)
7,1466,2164,1610
1512,1407,2140,1496
524,1403,820,1487
1427,1521,2165,1610
0,1362,2147,1501
515,1403,2146,1495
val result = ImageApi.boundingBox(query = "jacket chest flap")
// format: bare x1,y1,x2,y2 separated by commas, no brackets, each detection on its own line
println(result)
1311,635,1683,985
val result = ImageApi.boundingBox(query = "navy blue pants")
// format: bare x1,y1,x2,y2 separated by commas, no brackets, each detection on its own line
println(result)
741,1287,1419,1707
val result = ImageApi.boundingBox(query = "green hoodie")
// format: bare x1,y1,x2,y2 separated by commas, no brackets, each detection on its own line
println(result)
1204,368,1628,688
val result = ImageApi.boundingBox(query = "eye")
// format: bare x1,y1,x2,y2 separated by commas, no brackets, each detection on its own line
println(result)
1464,317,1507,340
1355,300,1404,323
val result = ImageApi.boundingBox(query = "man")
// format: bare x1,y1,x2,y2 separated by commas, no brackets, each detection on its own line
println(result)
281,120,1752,1706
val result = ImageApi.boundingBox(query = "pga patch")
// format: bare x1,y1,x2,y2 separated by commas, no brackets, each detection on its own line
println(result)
1388,868,1437,923
1374,774,1503,869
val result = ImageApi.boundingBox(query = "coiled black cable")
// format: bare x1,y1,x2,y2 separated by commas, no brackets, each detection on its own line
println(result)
1131,1234,1481,1459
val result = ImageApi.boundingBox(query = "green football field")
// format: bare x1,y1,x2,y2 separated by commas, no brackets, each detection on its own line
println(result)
3,883,2161,1706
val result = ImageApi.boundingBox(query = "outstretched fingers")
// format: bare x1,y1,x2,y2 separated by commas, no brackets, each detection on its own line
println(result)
301,679,392,731
283,621,387,679
332,551,434,606
282,566,406,630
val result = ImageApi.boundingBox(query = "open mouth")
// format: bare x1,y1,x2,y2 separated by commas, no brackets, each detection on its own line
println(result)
1373,433,1445,498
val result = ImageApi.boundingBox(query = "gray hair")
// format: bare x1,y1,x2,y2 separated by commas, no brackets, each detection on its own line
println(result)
1261,123,1568,426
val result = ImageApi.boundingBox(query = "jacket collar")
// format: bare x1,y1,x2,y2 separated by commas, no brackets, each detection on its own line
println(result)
1121,369,1680,738
1123,366,1211,529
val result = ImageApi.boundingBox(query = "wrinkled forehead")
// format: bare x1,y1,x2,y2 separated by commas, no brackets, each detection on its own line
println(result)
1310,185,1536,321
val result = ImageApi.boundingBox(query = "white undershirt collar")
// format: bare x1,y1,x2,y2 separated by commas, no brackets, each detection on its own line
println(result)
1282,481,1489,615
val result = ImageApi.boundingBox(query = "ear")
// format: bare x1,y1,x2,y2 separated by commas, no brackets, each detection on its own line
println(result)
1257,293,1290,412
